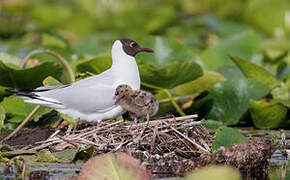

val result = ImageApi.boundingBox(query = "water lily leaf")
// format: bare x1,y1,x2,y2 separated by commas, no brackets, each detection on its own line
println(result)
0,97,52,122
77,152,150,180
206,79,269,125
76,57,112,74
0,105,5,130
216,65,244,80
0,60,63,89
249,99,287,129
139,60,203,89
271,80,290,108
38,149,78,163
76,57,203,89
0,52,22,67
212,126,248,151
0,150,37,158
174,71,226,96
230,55,280,89
201,120,223,130
201,30,260,70
138,36,194,67
42,76,63,86
244,0,290,36
75,146,96,161
185,165,241,180
53,149,78,162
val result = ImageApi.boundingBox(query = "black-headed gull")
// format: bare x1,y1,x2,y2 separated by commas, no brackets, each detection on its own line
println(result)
114,84,159,124
6,39,154,123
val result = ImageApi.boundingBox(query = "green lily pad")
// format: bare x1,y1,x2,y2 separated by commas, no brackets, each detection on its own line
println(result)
0,60,63,89
244,0,290,36
0,150,37,158
42,76,63,86
201,30,260,70
174,71,226,96
0,52,22,67
271,80,290,108
212,126,248,151
38,149,78,163
138,36,194,67
216,65,244,80
249,99,287,129
78,152,151,180
230,55,280,89
206,79,269,125
75,146,96,161
0,97,52,122
75,57,203,90
201,120,224,130
0,105,5,130
185,165,241,180
76,57,112,74
139,60,203,89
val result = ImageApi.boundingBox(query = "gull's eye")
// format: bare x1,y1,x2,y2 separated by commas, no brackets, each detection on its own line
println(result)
120,89,124,93
130,42,137,48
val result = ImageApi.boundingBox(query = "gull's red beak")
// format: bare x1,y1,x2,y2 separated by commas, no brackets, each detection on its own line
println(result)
138,47,154,53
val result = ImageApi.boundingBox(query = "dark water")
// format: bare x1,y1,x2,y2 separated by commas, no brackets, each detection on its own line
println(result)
0,129,289,180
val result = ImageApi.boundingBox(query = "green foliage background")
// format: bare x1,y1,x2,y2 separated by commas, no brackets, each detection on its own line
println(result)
0,0,289,130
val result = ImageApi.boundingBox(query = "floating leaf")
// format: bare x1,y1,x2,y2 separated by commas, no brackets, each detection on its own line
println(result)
216,65,244,80
0,97,52,122
212,126,248,151
201,120,223,130
0,150,37,158
75,146,96,161
0,52,22,67
206,79,269,125
42,76,63,86
139,60,203,89
249,99,287,129
38,149,78,163
174,71,226,96
138,36,194,67
76,57,112,74
0,60,63,89
271,80,290,108
245,0,290,36
185,165,241,180
201,30,260,70
77,152,151,180
230,55,280,89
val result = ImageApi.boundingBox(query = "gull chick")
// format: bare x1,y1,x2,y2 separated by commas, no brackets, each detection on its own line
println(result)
114,84,159,123
5,39,153,123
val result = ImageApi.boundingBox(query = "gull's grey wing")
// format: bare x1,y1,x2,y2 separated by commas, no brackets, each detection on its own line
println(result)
28,70,118,113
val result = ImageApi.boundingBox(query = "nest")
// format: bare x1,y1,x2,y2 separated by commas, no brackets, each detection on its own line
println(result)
26,115,213,156
6,114,273,179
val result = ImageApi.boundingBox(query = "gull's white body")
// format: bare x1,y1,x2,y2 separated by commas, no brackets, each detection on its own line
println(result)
23,40,140,122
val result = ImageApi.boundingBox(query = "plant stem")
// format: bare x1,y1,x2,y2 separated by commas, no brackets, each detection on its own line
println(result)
0,105,41,143
1,50,75,143
141,82,163,90
21,49,75,83
163,89,185,116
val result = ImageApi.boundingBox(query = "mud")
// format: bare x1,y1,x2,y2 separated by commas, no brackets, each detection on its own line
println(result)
0,128,54,149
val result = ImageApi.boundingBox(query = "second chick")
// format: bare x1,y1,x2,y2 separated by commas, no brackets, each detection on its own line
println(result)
114,84,159,124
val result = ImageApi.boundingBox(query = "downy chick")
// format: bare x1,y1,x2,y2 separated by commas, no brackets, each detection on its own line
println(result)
114,84,159,123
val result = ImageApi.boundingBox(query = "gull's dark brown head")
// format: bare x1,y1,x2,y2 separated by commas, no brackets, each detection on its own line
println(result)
114,84,133,100
119,38,154,57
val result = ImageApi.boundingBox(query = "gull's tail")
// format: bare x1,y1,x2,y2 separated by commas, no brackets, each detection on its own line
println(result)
5,88,63,106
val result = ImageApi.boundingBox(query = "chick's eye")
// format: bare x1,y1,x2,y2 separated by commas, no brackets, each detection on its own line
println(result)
130,42,137,48
120,89,124,93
